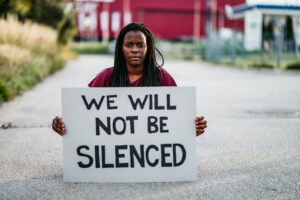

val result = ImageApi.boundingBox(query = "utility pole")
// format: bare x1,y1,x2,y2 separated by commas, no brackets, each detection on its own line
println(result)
123,0,131,26
101,2,110,43
193,0,201,42
205,0,212,36
211,0,217,33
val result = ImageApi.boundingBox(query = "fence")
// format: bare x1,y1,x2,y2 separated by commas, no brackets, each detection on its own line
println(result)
203,32,299,70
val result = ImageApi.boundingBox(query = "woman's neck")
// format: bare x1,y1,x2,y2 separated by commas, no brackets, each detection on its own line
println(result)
127,64,143,75
127,64,143,83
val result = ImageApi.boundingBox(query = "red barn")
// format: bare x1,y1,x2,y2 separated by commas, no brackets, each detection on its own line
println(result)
76,0,244,40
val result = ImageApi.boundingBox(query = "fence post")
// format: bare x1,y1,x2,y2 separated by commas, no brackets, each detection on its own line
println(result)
230,30,236,65
276,35,283,70
295,41,299,59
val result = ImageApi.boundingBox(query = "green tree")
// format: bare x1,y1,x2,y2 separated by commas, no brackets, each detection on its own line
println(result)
0,0,77,44
0,0,11,17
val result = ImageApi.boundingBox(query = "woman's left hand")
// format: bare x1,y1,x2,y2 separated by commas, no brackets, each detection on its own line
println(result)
195,116,207,136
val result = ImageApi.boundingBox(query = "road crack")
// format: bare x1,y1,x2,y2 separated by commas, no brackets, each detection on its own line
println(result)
0,122,50,130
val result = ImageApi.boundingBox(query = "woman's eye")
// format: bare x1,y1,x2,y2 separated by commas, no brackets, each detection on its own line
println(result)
138,43,144,47
126,43,132,47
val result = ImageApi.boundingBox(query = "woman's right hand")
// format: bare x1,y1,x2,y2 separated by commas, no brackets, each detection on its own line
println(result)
52,116,66,136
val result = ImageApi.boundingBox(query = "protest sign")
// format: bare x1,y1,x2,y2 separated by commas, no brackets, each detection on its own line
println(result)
62,87,196,182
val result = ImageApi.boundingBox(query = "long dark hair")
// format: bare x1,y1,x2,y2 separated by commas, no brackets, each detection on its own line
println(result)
109,22,164,87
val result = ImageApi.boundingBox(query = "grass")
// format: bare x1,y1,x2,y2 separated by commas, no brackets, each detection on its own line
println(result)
70,42,109,54
286,61,300,70
155,40,300,70
0,15,58,56
213,52,300,70
69,40,202,61
156,40,201,61
0,15,67,103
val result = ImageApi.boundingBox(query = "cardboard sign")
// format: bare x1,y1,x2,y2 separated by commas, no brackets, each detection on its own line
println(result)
62,87,196,182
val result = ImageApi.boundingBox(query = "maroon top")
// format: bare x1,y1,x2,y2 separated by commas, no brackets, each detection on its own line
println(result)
88,67,177,87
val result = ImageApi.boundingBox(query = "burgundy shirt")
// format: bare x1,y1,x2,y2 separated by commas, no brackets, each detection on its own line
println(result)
88,67,177,87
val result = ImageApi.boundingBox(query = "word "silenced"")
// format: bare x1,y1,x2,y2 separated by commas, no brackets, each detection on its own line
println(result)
77,143,186,168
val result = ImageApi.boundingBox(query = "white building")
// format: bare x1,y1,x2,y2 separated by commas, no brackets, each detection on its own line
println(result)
226,0,300,51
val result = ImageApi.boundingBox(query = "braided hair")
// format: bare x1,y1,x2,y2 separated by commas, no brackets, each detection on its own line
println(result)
109,22,164,87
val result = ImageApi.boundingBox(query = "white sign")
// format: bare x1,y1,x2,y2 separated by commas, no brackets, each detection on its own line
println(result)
111,11,120,32
62,87,197,182
244,10,262,51
100,11,109,31
124,12,132,26
293,16,300,46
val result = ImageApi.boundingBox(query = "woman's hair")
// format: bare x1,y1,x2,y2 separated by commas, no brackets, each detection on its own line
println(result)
109,22,164,87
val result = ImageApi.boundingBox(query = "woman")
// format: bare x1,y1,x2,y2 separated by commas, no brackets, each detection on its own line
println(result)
52,22,207,136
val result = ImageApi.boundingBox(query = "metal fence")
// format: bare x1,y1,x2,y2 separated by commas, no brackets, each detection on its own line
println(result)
203,32,299,70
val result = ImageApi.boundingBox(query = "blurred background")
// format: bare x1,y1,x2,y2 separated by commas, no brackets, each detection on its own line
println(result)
0,0,300,103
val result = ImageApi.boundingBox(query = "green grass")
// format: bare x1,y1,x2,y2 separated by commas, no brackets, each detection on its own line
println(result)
155,40,202,61
217,53,300,70
70,42,109,54
0,17,68,104
0,78,10,102
156,40,300,70
286,61,300,70
0,54,65,103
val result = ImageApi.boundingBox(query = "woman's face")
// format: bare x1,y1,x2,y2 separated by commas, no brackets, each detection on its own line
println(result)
122,30,147,69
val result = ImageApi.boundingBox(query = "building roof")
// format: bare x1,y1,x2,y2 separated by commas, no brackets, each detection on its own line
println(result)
226,4,300,19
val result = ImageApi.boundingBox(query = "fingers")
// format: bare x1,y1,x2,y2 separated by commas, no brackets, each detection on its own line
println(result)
195,116,204,122
195,116,207,125
195,121,207,126
195,116,207,136
196,129,205,136
52,116,66,136
195,116,207,123
196,124,207,129
195,125,206,136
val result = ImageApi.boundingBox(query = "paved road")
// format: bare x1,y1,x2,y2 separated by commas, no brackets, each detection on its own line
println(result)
0,55,299,200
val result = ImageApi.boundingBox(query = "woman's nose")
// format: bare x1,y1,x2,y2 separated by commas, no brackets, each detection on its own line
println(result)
131,45,139,52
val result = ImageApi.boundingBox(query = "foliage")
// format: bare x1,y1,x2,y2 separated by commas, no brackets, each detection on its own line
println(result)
0,78,10,102
286,61,300,70
0,16,58,55
156,40,201,60
0,16,65,103
0,0,77,45
250,63,274,69
9,56,65,94
70,42,109,54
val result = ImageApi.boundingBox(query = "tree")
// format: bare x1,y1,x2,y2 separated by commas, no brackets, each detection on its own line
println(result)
0,0,77,44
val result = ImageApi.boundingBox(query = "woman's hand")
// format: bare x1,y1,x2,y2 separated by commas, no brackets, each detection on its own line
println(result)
52,116,66,136
195,116,207,136
52,116,206,136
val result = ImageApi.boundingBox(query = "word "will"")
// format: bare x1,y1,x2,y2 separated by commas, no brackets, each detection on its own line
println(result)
81,94,177,110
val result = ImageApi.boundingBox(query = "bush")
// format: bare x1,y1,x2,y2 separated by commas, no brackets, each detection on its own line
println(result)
49,56,66,74
0,16,58,55
0,79,10,101
0,16,66,103
286,62,300,70
70,42,109,54
0,0,77,45
250,63,274,69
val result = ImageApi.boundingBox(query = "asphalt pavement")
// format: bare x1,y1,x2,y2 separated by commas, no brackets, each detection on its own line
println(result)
0,55,299,200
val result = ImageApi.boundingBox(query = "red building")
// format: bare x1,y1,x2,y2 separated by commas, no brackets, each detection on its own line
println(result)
76,0,244,40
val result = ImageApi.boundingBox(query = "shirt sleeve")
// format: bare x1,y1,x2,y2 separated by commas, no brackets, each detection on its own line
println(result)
88,67,113,87
159,68,177,86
